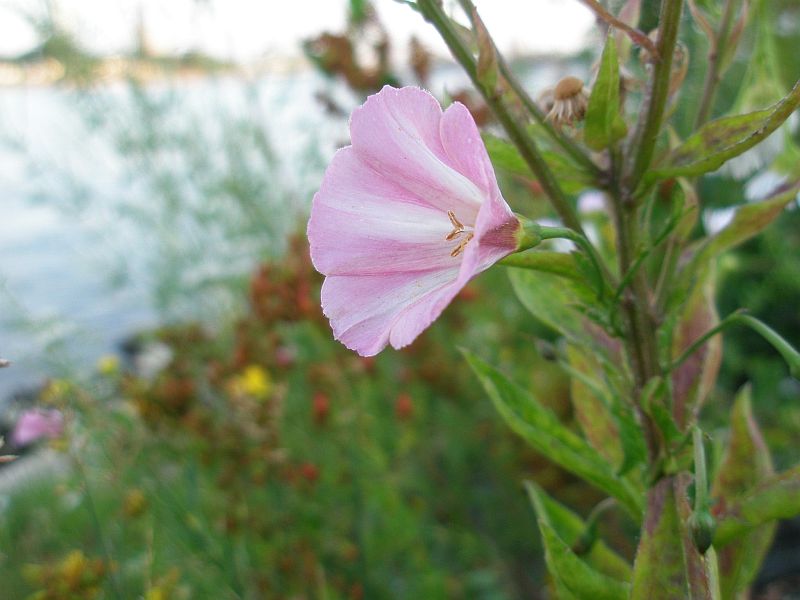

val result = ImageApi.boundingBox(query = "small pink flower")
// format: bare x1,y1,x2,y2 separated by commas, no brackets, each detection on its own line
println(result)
308,85,519,356
11,408,64,447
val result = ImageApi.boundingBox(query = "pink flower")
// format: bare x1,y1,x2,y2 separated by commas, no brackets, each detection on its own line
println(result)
11,408,64,447
308,85,519,356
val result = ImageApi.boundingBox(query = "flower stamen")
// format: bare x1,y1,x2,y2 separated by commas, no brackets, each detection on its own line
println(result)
450,232,474,257
446,210,465,240
445,210,475,256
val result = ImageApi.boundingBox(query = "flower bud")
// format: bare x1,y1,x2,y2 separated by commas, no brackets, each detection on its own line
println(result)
688,510,716,554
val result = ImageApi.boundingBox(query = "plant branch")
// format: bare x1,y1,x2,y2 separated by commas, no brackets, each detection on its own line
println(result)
577,0,659,57
416,0,586,236
693,0,740,128
623,0,685,195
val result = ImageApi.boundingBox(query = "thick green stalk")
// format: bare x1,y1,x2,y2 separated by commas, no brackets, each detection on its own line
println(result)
623,0,685,194
416,0,586,236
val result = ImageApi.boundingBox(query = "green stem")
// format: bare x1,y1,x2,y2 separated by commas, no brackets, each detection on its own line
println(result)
693,0,740,128
417,0,586,236
623,0,685,195
542,226,613,298
692,427,708,512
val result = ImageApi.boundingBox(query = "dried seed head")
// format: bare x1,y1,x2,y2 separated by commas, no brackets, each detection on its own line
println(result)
553,76,585,101
546,76,589,127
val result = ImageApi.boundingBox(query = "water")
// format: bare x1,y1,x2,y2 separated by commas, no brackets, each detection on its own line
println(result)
0,71,354,402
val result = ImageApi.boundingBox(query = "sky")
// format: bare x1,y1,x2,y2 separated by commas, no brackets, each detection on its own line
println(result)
0,0,595,62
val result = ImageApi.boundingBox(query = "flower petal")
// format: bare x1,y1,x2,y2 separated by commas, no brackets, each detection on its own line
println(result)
308,147,458,276
350,85,484,218
440,101,502,202
322,268,461,356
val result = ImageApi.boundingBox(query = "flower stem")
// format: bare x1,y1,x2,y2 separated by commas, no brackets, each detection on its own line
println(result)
540,225,613,298
692,427,708,512
622,0,685,195
416,0,586,237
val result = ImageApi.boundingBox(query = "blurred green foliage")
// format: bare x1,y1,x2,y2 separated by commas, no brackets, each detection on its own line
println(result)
1,238,608,599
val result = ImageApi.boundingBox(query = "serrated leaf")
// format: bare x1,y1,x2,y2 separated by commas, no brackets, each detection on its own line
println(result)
646,80,800,181
714,465,800,545
524,482,632,582
712,386,775,598
463,350,644,517
585,34,627,151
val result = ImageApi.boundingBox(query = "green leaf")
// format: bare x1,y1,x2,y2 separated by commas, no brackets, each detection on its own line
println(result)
565,344,647,476
508,268,588,339
630,477,686,598
715,465,800,545
679,182,799,288
585,34,627,151
615,0,642,64
524,482,632,582
669,272,721,429
463,350,644,517
711,386,776,598
539,517,631,599
483,132,592,192
645,80,800,181
565,344,624,467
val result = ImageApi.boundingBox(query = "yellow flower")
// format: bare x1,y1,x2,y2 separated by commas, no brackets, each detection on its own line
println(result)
96,355,120,376
238,365,272,400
